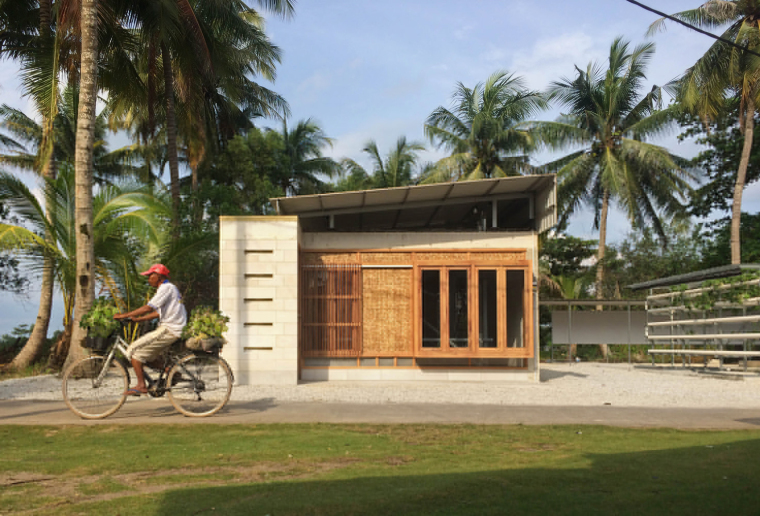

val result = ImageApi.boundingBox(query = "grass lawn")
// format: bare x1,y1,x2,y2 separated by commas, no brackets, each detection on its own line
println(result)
1,424,759,515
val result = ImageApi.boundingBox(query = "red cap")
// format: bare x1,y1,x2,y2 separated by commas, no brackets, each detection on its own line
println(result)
140,264,170,277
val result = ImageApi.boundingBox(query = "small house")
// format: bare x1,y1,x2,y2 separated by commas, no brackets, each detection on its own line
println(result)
219,174,556,384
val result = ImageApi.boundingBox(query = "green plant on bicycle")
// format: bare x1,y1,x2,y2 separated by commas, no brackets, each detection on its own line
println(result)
62,318,233,419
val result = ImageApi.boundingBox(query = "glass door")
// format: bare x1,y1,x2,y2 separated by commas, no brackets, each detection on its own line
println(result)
418,265,531,357
448,269,469,348
421,269,441,349
477,269,497,349
420,267,471,352
506,269,525,349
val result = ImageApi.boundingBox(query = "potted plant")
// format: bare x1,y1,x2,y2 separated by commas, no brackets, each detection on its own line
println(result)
79,298,120,351
184,306,230,352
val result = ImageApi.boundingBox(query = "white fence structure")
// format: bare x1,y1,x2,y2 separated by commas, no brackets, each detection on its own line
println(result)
630,264,760,371
547,300,647,364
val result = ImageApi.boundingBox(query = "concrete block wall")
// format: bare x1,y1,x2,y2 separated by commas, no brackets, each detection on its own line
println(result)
219,216,299,385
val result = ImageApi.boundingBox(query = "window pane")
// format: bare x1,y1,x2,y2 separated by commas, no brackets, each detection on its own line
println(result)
506,270,525,348
478,270,497,348
449,270,469,348
422,270,441,348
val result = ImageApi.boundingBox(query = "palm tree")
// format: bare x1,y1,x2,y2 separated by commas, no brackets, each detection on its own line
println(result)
183,0,293,179
114,0,295,226
1,0,141,369
0,91,136,369
0,90,139,184
271,119,339,196
1,0,68,370
333,159,373,192
0,0,54,371
0,168,171,366
534,38,694,355
115,0,209,224
649,1,760,264
0,0,143,369
423,71,548,183
68,0,99,369
340,137,426,190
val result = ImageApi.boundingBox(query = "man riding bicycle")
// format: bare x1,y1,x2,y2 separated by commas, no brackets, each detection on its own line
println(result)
114,263,186,396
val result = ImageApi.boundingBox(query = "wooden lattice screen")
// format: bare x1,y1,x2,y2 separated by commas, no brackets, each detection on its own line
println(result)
300,264,362,356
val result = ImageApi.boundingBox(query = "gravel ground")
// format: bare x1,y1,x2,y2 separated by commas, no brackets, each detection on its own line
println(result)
2,362,759,409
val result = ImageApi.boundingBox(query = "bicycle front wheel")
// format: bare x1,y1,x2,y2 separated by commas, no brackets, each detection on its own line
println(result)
167,354,233,417
62,356,128,419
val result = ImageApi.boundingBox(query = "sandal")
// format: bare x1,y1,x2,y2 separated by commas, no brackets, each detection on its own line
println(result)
124,388,147,397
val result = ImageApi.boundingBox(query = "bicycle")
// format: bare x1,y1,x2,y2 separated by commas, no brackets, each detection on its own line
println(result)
62,320,234,419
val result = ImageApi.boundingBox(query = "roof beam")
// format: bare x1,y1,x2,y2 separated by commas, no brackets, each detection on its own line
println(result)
305,192,532,219
390,189,410,229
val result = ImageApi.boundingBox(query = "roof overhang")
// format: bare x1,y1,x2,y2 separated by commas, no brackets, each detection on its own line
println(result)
628,264,760,291
271,175,557,232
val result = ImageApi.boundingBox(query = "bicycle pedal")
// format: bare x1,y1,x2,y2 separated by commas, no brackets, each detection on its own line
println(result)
146,386,165,397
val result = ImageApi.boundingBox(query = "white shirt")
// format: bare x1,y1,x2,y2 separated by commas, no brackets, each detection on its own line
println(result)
148,281,187,337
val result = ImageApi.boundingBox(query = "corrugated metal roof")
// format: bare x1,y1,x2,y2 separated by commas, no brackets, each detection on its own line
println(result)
628,264,760,291
271,175,556,232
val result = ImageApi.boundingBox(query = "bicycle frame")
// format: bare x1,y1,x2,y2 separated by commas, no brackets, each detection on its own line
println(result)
65,326,234,418
93,335,130,388
93,333,212,395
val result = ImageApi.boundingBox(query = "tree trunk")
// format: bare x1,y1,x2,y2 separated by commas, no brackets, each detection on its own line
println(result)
46,320,72,371
10,262,54,369
731,97,755,265
10,0,58,370
39,0,51,31
38,0,58,182
595,188,610,359
191,162,202,224
64,0,98,371
162,41,181,227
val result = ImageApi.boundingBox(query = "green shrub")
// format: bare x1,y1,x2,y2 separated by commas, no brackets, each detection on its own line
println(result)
183,306,229,339
79,298,120,338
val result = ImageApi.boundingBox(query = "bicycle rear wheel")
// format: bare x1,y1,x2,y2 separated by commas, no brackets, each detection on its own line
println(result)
62,356,128,419
167,354,233,417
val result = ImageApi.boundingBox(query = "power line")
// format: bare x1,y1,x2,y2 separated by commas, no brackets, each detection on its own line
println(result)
624,0,760,60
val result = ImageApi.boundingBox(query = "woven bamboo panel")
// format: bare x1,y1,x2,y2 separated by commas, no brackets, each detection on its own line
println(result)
414,252,469,262
360,252,413,265
362,269,412,355
472,251,526,262
301,252,360,265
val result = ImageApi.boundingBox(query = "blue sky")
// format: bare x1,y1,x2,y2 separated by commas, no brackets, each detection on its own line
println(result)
258,0,760,224
1,0,758,335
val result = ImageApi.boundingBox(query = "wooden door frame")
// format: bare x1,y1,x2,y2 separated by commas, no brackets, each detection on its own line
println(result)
414,261,533,358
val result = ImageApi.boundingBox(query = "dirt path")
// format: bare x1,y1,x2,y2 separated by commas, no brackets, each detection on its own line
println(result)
1,398,760,429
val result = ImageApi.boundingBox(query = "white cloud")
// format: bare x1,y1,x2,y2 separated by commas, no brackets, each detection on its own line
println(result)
509,32,604,92
297,71,330,93
295,71,332,104
481,47,508,64
381,76,426,99
454,24,475,41
327,117,443,172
